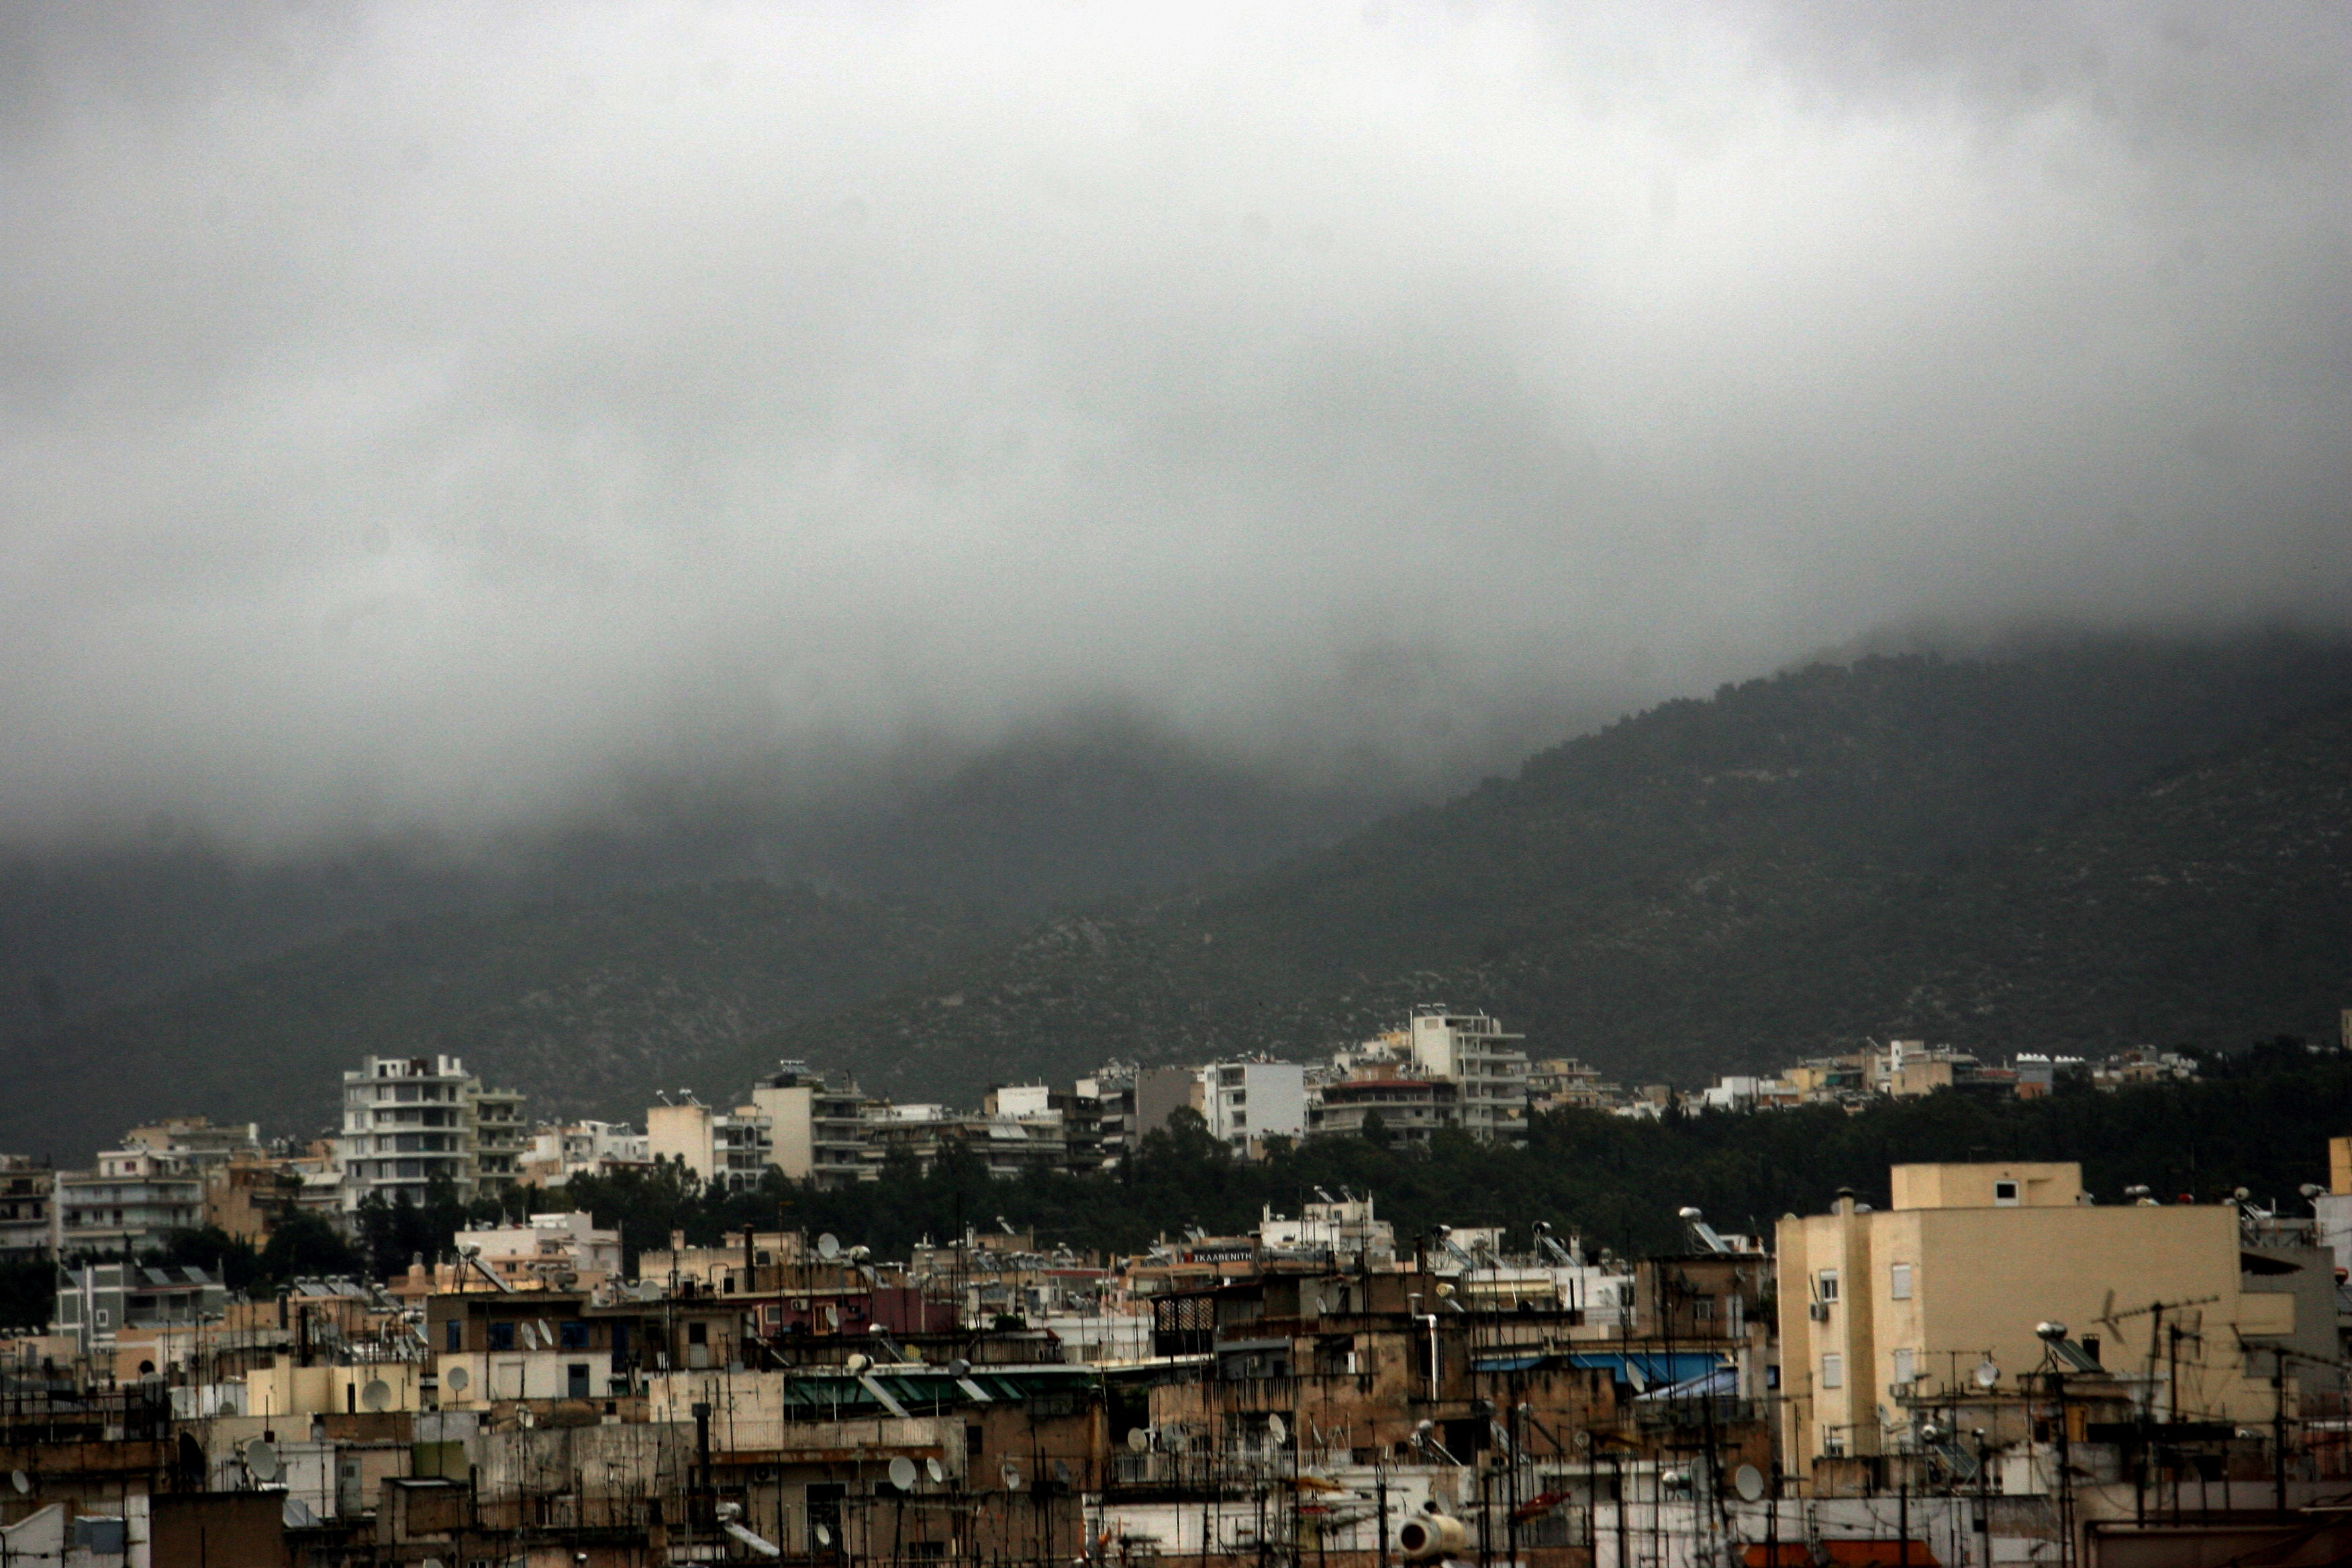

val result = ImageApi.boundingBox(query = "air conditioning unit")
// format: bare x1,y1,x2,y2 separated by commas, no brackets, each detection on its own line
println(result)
1807,1302,1830,1322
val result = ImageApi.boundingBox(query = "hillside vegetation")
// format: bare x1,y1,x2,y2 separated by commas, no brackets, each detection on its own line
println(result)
0,881,995,1161
751,638,2352,1101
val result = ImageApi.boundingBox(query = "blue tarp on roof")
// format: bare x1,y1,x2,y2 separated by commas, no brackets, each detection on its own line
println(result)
1566,1351,1722,1389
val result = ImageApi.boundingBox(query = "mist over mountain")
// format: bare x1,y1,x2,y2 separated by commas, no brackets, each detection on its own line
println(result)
8,632,2349,1164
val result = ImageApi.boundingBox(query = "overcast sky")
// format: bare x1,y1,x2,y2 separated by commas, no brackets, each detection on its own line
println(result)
4,1,2345,852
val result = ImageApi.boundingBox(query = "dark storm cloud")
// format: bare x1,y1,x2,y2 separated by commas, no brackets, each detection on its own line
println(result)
1,1,2345,849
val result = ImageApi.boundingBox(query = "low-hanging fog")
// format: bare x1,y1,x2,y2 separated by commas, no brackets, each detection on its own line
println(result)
3,1,2347,863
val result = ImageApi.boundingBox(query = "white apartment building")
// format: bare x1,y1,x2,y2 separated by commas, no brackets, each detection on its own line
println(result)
1406,1009,1529,1144
55,1148,203,1254
336,1055,519,1211
1204,1061,1307,1155
748,1060,876,1189
646,1099,773,1189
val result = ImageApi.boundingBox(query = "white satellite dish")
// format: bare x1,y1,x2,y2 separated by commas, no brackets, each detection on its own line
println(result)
516,1322,538,1350
1266,1414,1287,1447
926,1457,946,1484
246,1440,281,1483
9,1470,28,1495
538,1320,556,1349
1126,1428,1150,1454
817,1233,842,1261
889,1457,918,1491
1000,1461,1023,1491
815,1524,833,1547
825,1306,840,1329
362,1379,392,1412
1974,1360,2001,1389
446,1365,471,1391
1734,1465,1766,1503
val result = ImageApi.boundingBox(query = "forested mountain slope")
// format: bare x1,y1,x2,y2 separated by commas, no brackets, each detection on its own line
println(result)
0,882,995,1161
749,640,2352,1100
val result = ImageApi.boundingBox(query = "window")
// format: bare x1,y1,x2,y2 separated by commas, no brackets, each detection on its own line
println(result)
1820,1354,1843,1389
1822,1428,1847,1457
1692,1297,1714,1324
1817,1270,1839,1303
446,1320,462,1352
489,1322,515,1351
1892,1348,1914,1384
1890,1263,1913,1300
560,1320,589,1350
687,1321,708,1346
1994,1179,2019,1206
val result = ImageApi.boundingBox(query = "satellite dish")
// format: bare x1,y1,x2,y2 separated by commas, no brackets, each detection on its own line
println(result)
446,1366,471,1391
815,1524,833,1547
518,1322,540,1350
1001,1461,1023,1491
846,1353,871,1373
246,1440,281,1483
1734,1465,1766,1503
9,1470,28,1495
825,1306,840,1328
1266,1414,1288,1447
1126,1428,1150,1454
538,1320,556,1348
1052,1459,1071,1487
1974,1360,2001,1389
889,1457,918,1491
818,1233,842,1261
926,1458,946,1483
361,1379,392,1412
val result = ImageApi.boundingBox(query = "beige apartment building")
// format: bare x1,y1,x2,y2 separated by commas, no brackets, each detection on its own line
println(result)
1777,1162,2335,1481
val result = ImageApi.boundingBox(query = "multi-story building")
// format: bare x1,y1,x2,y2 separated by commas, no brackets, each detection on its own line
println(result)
1307,1069,1461,1146
518,1120,651,1187
55,1148,204,1255
863,1104,1068,1178
52,1261,227,1354
451,1211,624,1290
1406,1008,1528,1142
646,1099,773,1190
335,1055,504,1211
1132,1065,1204,1142
1202,1060,1307,1155
118,1116,263,1176
1526,1056,1616,1112
748,1061,876,1189
1776,1161,2339,1479
472,1087,528,1197
1075,1066,1134,1167
0,1156,55,1258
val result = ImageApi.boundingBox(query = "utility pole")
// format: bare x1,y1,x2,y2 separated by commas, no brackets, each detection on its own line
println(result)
2271,1352,2288,1516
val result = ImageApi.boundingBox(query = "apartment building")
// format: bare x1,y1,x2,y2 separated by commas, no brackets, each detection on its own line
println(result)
1308,1068,1461,1146
336,1055,518,1211
56,1147,204,1255
645,1099,773,1189
451,1211,623,1289
52,1262,228,1354
748,1060,876,1189
1407,1008,1530,1141
0,1156,55,1258
473,1088,527,1196
1777,1161,2339,1480
518,1120,650,1187
1202,1060,1306,1155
